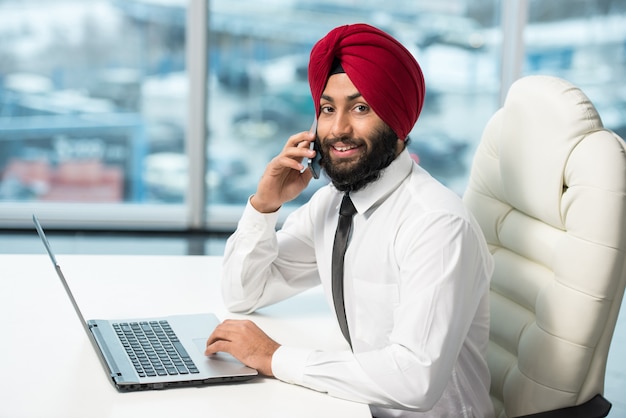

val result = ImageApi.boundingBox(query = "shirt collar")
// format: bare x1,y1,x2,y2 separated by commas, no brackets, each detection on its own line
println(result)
340,148,413,215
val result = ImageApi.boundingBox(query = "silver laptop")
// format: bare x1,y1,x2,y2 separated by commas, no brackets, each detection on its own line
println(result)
33,215,257,392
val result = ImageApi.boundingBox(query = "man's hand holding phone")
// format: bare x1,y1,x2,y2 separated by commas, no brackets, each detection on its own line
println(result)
250,121,319,213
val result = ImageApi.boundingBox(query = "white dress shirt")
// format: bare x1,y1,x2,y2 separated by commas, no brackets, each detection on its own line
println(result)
221,149,495,418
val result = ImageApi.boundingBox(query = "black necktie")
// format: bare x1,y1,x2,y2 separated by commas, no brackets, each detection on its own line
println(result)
332,193,357,347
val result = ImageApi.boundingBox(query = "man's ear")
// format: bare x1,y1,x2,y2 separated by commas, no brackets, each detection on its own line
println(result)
396,138,406,156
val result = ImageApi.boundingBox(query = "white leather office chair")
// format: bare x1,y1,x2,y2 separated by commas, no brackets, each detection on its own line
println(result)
463,75,626,417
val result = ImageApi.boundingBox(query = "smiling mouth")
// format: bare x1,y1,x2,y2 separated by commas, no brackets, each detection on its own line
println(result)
333,144,359,152
324,138,364,161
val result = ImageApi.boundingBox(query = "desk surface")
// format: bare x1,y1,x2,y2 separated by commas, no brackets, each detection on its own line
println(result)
0,254,370,418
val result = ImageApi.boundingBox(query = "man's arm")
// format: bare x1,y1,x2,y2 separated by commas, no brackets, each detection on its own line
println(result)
220,199,320,313
220,128,319,313
207,129,322,375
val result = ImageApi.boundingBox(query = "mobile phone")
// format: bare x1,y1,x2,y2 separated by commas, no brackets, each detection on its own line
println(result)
308,139,322,179
300,119,322,178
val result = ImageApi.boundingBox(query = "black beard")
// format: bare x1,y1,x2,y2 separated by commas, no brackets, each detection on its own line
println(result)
319,124,399,193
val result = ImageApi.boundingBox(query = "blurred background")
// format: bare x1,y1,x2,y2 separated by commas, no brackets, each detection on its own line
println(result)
1,0,625,231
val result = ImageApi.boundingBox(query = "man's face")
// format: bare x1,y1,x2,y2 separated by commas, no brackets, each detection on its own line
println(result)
316,73,402,192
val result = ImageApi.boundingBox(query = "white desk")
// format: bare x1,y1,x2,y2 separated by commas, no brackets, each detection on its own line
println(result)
0,254,370,418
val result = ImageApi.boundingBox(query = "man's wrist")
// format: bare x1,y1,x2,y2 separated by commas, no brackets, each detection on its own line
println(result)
250,194,281,214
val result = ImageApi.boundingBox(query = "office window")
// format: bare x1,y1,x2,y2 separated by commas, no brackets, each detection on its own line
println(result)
2,0,624,230
0,0,188,227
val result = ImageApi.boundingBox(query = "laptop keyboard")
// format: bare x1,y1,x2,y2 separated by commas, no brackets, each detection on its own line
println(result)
113,320,200,378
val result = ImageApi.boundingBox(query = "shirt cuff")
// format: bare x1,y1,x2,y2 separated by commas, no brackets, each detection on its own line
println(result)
272,345,314,385
237,197,280,240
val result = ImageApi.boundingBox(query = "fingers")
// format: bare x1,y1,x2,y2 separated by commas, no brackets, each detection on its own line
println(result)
205,319,265,347
204,319,280,376
205,319,240,350
286,128,316,149
204,339,228,356
278,130,316,172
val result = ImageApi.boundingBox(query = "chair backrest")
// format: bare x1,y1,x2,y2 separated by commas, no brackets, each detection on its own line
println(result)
463,75,626,417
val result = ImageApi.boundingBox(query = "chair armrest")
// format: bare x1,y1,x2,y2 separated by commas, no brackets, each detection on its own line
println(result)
515,394,611,418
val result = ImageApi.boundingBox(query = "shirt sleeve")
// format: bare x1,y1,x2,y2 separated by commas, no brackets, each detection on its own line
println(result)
221,198,320,313
272,345,385,403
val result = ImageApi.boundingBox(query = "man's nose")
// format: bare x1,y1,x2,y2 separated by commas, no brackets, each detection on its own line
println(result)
329,112,353,139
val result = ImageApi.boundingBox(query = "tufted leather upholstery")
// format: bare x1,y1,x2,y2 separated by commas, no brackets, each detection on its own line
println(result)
463,75,626,417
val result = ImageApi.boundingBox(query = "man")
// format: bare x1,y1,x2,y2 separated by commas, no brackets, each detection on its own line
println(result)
206,23,494,417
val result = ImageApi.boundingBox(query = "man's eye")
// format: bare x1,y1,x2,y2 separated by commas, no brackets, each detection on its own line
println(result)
355,105,368,112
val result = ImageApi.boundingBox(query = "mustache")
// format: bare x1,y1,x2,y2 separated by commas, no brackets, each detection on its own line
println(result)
321,136,365,147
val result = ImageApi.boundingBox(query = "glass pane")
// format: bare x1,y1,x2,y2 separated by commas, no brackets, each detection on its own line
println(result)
524,0,626,139
206,0,502,227
0,1,187,207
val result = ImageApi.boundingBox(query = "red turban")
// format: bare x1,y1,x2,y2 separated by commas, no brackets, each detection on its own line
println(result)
308,23,426,140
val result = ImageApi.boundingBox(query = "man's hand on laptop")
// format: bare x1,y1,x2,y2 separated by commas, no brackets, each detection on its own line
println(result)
205,319,280,376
